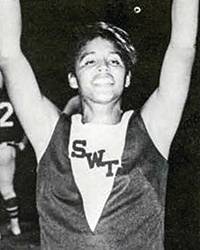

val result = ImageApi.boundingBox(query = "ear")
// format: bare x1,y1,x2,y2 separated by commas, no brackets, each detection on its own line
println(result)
125,71,131,88
68,73,78,89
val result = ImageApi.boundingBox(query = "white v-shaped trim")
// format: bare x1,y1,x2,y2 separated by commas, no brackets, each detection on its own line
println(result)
69,110,133,232
80,167,118,232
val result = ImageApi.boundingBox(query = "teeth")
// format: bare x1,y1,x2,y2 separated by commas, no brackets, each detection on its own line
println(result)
94,79,113,85
94,83,113,86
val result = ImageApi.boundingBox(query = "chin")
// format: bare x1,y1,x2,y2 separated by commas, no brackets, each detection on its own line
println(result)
92,93,119,104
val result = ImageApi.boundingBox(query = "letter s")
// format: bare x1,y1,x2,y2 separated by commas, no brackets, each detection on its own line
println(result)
71,140,86,158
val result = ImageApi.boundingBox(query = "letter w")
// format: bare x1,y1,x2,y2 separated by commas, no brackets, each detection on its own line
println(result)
85,150,105,169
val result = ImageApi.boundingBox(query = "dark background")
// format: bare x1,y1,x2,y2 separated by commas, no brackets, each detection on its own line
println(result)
1,0,200,249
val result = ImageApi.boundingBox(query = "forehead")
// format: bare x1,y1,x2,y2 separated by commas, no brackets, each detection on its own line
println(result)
78,37,119,57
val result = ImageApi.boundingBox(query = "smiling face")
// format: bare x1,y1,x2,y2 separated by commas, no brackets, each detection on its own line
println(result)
68,37,131,105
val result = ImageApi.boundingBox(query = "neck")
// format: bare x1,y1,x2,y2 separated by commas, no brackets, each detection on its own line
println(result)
81,99,123,125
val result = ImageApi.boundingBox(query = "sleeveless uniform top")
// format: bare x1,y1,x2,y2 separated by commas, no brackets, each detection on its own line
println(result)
0,89,23,143
37,111,168,250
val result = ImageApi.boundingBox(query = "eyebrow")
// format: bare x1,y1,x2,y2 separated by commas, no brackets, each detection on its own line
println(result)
78,51,122,63
79,52,95,62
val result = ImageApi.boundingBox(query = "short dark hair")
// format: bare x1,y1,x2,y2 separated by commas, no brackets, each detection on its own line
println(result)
67,21,137,74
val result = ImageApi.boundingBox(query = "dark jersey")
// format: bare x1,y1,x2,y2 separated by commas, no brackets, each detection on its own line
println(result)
37,111,168,250
0,89,23,143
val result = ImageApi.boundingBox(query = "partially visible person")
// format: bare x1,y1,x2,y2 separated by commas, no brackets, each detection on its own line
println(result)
63,95,81,116
0,74,28,235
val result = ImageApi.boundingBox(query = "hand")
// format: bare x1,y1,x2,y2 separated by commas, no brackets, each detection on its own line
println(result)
17,142,25,151
63,95,81,116
7,141,25,151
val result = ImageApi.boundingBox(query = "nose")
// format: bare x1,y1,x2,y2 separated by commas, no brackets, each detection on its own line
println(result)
97,59,109,72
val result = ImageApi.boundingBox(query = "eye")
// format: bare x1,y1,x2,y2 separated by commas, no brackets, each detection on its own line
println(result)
79,55,97,68
110,59,120,65
108,55,124,67
84,59,96,66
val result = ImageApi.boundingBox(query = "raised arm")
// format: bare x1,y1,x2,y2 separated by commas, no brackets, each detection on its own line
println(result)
141,0,199,159
0,0,59,160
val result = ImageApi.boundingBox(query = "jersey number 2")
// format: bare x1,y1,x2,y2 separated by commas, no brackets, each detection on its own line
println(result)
0,102,14,128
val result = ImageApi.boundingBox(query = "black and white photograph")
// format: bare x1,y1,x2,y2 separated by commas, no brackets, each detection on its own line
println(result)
0,0,199,249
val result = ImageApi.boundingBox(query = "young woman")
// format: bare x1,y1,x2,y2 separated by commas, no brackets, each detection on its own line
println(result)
0,0,198,249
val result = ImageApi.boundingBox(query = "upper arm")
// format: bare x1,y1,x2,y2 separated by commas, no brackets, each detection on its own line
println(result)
140,0,199,159
0,0,61,160
141,46,195,159
1,53,60,160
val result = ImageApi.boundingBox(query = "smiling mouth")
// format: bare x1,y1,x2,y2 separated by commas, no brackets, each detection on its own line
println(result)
93,78,114,86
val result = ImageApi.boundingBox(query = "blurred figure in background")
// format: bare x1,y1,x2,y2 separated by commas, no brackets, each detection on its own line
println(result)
0,73,28,236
